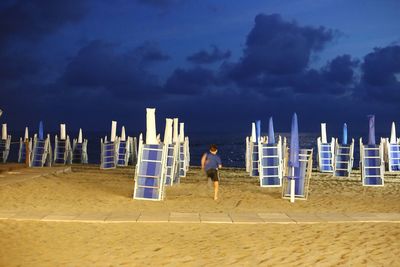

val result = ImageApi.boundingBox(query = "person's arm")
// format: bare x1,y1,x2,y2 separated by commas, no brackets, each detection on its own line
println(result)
201,153,207,170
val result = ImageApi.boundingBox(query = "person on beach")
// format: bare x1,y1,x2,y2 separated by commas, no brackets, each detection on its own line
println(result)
201,144,222,200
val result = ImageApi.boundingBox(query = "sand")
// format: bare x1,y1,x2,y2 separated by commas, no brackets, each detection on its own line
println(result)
0,165,399,266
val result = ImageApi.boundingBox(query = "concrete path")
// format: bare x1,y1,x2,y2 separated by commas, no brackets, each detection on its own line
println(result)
0,211,399,224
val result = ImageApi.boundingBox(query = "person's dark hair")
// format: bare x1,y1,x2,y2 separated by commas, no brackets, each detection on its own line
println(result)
210,144,218,152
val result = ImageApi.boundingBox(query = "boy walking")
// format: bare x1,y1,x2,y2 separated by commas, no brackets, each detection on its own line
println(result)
201,144,222,200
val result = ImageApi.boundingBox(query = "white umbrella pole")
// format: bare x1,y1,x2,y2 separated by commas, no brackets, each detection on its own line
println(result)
290,167,295,203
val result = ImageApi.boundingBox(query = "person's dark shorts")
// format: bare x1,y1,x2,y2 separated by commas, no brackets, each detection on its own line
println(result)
206,169,219,182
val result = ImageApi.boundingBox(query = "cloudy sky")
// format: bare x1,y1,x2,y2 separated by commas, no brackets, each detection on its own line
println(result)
1,0,400,135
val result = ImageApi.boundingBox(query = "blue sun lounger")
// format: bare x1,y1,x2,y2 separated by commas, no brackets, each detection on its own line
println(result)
386,141,400,172
164,143,178,186
0,136,11,163
282,149,313,200
31,134,52,167
100,137,116,169
360,138,384,186
133,137,167,201
54,136,72,165
72,139,88,164
333,139,354,177
259,136,283,187
116,137,130,167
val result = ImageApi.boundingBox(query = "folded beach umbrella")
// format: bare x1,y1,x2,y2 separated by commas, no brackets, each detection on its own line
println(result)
38,121,44,140
256,120,261,142
268,117,275,144
390,122,396,144
121,126,126,142
342,123,348,145
1,123,7,140
368,115,375,145
146,108,157,145
289,113,299,169
24,127,29,141
251,122,256,143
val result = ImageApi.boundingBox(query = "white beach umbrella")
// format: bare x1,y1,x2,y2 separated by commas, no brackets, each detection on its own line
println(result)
146,108,158,145
24,127,29,140
163,118,173,145
390,122,396,144
321,123,327,143
173,118,179,143
179,122,185,143
78,128,83,144
111,121,117,142
2,124,7,140
121,126,126,141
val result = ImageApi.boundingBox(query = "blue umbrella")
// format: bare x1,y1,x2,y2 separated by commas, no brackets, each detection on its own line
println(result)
368,115,375,145
256,120,261,141
39,121,44,140
268,117,275,144
289,113,299,168
342,123,348,145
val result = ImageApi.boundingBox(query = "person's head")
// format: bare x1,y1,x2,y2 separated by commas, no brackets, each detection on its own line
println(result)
210,144,218,154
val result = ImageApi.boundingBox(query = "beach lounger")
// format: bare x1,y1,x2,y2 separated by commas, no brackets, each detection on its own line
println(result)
31,134,52,167
259,136,283,187
0,124,11,163
72,139,88,164
100,138,116,169
360,138,384,186
385,122,400,172
282,149,313,200
317,123,334,172
54,135,72,165
128,136,138,166
116,137,130,167
164,143,178,186
133,135,167,201
333,139,354,177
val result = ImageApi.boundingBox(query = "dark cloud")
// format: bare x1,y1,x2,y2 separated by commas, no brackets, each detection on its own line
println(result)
164,67,216,95
136,0,184,8
61,40,167,98
323,54,359,85
359,45,400,102
0,0,87,45
187,45,231,64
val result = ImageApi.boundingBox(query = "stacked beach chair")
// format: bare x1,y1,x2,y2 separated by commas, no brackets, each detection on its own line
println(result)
333,124,354,177
31,121,52,167
317,123,334,172
384,122,400,172
133,108,168,201
54,124,72,165
18,127,32,164
359,115,384,186
100,121,118,169
258,117,284,187
0,124,11,163
163,118,179,186
116,126,130,167
72,129,88,164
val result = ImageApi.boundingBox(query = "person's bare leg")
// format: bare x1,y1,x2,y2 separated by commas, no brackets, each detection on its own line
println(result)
213,181,219,200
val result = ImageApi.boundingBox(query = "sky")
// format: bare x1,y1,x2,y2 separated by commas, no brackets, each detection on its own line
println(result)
1,0,400,136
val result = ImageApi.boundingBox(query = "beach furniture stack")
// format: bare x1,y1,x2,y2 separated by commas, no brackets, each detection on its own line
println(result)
384,122,400,172
333,123,354,177
258,117,284,187
18,127,32,163
31,121,52,167
133,108,168,201
359,115,384,186
72,128,88,164
100,121,118,169
282,113,313,202
178,122,189,178
116,126,130,167
0,124,11,163
54,124,72,165
317,123,334,172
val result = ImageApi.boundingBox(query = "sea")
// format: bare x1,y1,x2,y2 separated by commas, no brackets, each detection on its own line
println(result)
4,130,391,169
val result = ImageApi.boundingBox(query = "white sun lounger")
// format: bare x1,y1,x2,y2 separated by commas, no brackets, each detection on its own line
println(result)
333,138,354,177
317,123,334,172
258,136,283,187
31,134,52,167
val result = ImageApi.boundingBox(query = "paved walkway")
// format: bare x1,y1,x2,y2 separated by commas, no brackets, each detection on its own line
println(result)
1,211,399,224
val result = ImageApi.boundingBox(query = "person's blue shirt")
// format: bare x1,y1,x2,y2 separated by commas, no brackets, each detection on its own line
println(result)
204,153,222,171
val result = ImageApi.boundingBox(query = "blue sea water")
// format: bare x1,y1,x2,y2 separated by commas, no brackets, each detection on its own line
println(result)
5,130,387,169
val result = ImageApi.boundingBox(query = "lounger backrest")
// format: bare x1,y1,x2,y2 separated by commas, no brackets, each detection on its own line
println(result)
318,137,334,172
388,143,400,171
117,139,130,167
178,142,186,178
101,141,116,169
133,143,166,201
250,141,259,177
333,139,354,177
164,143,177,185
361,143,384,186
259,140,283,187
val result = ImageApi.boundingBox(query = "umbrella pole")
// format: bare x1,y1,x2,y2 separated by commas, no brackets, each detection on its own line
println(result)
290,167,295,203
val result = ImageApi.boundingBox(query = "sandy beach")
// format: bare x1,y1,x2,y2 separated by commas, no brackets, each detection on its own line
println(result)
0,165,399,266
